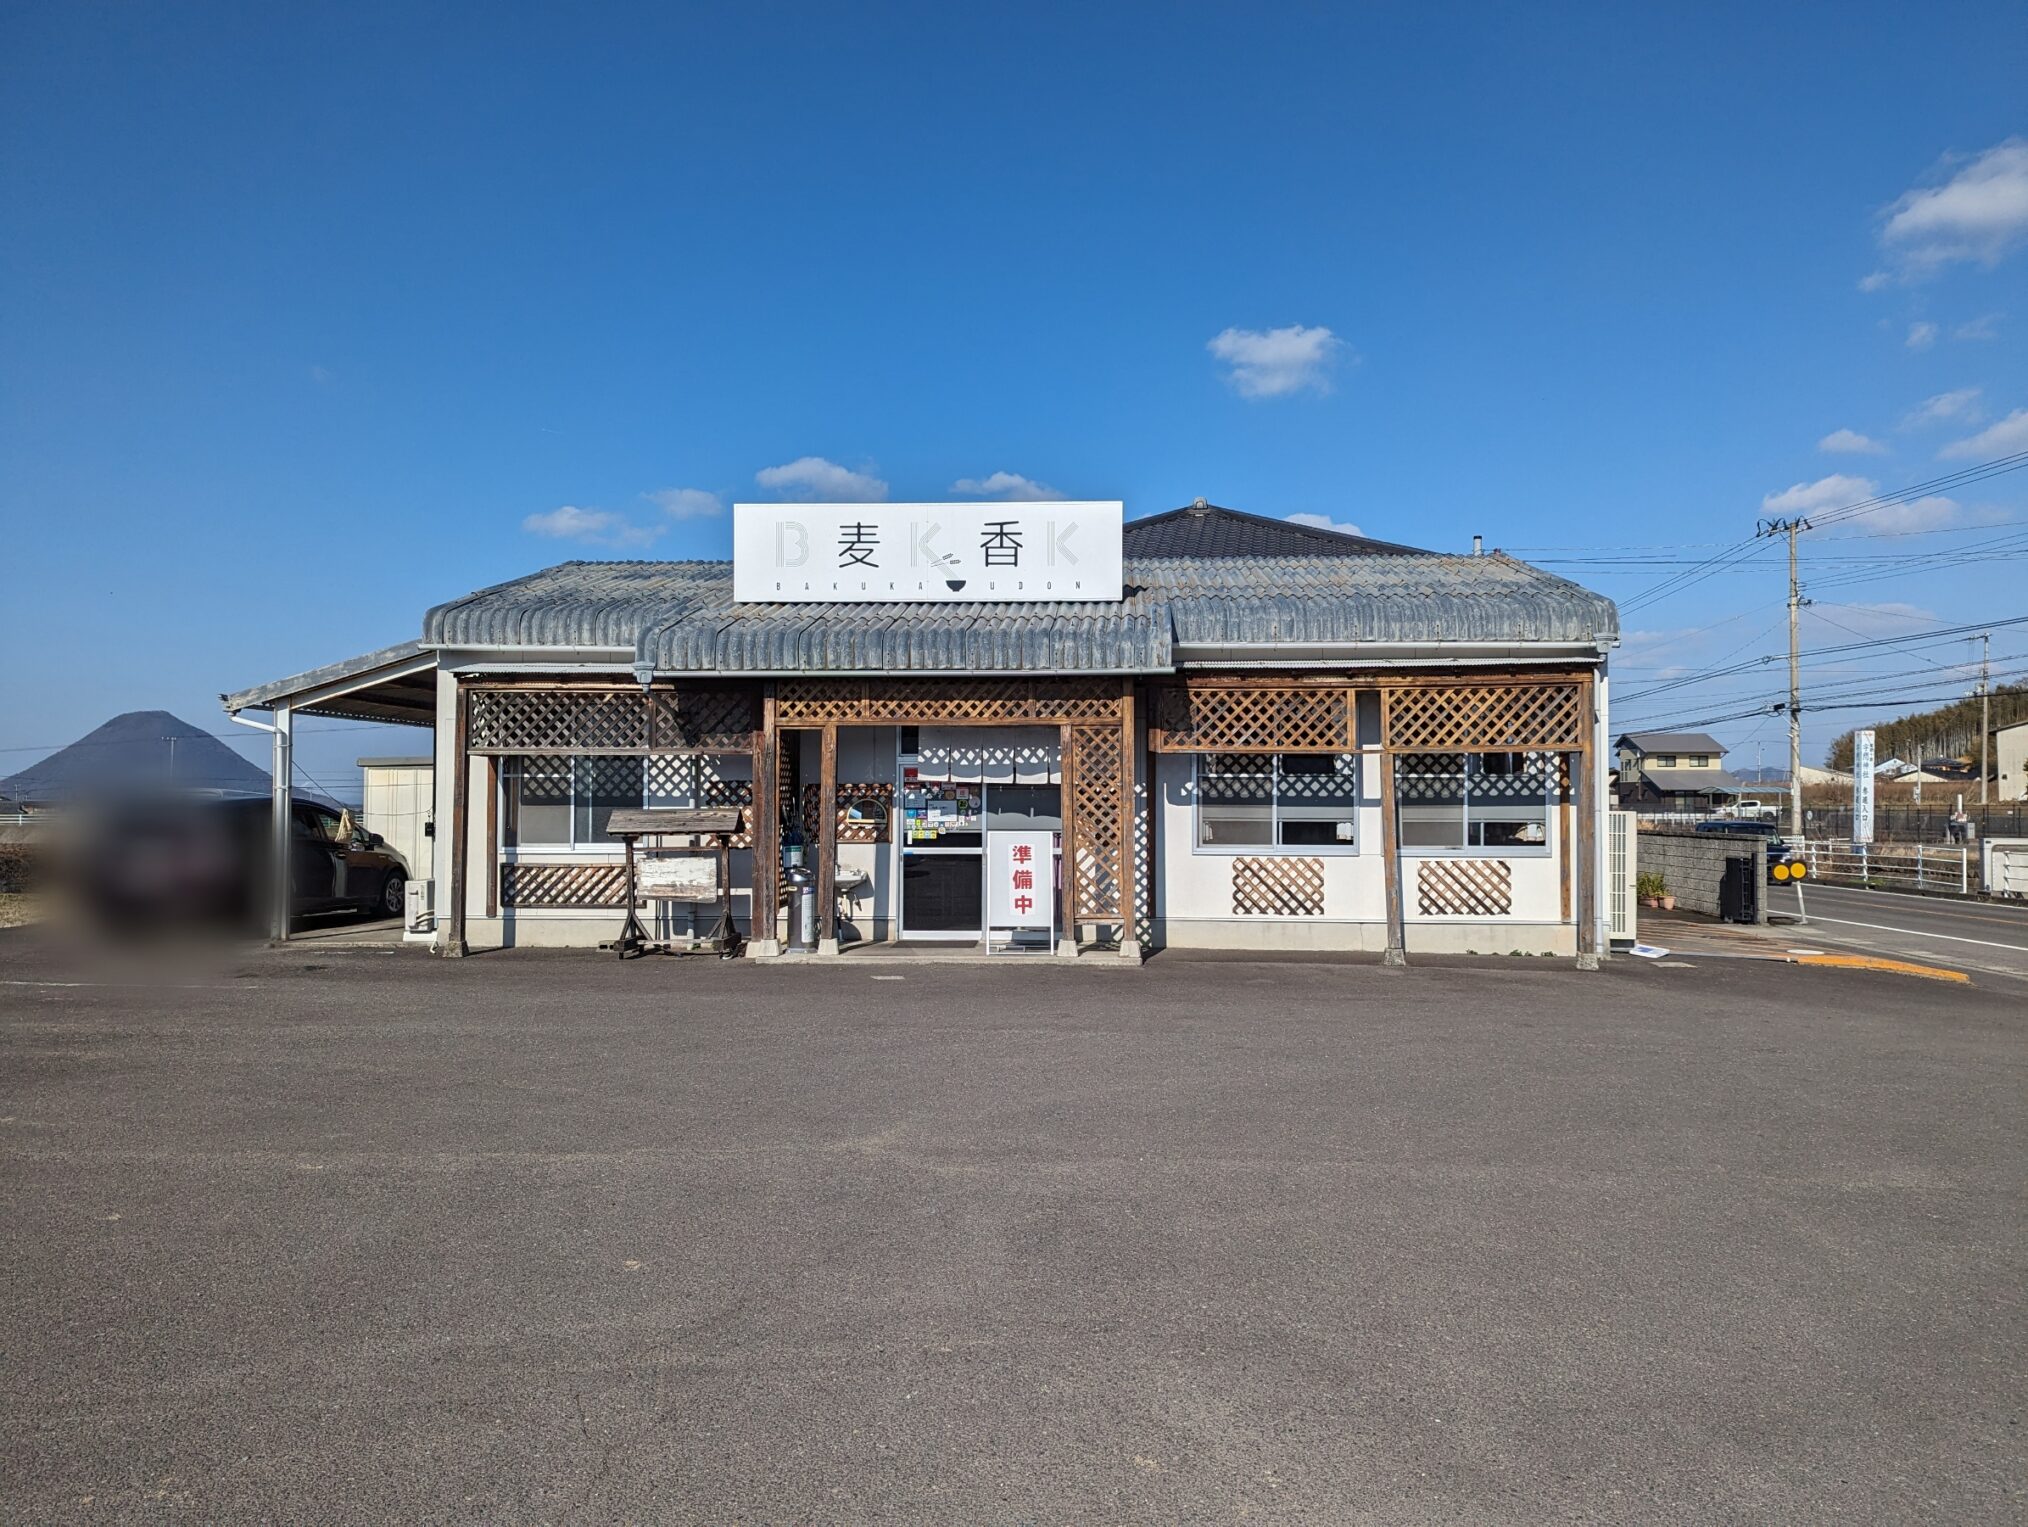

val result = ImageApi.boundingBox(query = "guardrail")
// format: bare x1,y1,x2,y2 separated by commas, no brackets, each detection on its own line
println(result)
1802,841,1971,896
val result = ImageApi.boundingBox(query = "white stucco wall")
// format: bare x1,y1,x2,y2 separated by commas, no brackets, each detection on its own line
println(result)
1149,752,1574,955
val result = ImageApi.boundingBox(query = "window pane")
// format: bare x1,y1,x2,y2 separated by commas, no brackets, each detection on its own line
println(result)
574,756,642,845
1466,753,1550,848
508,759,571,847
1198,755,1272,846
1397,754,1466,848
1277,753,1357,845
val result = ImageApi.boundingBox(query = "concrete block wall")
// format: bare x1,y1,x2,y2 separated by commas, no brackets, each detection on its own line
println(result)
1637,828,1767,922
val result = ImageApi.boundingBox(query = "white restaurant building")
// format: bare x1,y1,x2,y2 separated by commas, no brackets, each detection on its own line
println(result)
222,502,1621,964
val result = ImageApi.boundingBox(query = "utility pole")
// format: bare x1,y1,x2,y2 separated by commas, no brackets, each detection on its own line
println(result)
1981,632,1991,806
1760,516,1811,839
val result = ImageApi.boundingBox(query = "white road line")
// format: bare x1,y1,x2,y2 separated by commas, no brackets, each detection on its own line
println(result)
1802,915,2028,954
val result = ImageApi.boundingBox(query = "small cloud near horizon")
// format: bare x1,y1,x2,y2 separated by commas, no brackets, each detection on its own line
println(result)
1287,512,1365,537
1938,407,2028,461
1763,473,1960,534
522,504,665,549
1906,320,1938,350
645,487,722,520
1207,324,1348,398
950,471,1067,501
1901,387,1982,428
1818,428,1887,455
754,456,889,501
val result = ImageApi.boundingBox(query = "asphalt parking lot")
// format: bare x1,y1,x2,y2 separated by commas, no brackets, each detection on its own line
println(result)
2,934,2022,1523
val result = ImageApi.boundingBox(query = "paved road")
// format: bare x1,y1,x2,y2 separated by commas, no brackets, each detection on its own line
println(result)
2,932,2023,1522
1775,881,2028,985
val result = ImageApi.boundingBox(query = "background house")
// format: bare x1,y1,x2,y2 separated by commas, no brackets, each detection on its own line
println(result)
1997,719,2028,802
1614,731,1740,812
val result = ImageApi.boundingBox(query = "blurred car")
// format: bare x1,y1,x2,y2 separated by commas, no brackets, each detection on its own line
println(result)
66,794,409,931
1695,818,1808,883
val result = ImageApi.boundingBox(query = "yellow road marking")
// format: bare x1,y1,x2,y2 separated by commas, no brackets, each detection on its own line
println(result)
1788,953,1971,984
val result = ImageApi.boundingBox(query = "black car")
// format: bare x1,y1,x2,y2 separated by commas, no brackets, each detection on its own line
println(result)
1695,818,1807,882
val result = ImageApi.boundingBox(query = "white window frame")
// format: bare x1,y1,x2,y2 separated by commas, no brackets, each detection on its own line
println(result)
1396,751,1555,858
1190,752,1361,857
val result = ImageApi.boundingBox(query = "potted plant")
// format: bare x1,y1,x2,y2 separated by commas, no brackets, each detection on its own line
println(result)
1636,870,1666,909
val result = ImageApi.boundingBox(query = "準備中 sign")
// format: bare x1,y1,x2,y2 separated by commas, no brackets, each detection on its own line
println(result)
988,831,1054,930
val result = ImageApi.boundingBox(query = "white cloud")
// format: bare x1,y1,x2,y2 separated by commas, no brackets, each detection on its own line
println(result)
1902,387,1982,428
1939,407,2028,460
1818,428,1887,455
1762,474,1877,518
1856,270,1891,293
1954,312,2002,341
950,471,1067,501
1206,324,1347,399
308,363,335,385
1287,512,1365,537
1905,320,1938,350
522,504,665,549
645,487,722,520
1764,473,1963,533
754,456,889,501
1878,137,2028,275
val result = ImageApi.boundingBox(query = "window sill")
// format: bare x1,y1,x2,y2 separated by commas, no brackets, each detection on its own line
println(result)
1190,844,1360,858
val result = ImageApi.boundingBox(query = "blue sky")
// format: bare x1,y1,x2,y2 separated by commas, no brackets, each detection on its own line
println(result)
3,3,2026,797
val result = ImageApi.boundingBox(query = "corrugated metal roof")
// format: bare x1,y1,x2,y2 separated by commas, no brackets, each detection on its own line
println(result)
221,639,433,713
421,549,1616,673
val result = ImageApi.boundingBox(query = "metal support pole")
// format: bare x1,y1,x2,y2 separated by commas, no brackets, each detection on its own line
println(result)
1378,754,1407,967
443,682,470,957
271,704,292,943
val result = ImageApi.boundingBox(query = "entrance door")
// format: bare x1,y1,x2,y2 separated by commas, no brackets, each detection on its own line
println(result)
898,781,983,940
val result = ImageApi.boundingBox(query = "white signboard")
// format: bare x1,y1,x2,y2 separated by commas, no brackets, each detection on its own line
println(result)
637,853,719,903
733,502,1123,603
1852,729,1876,845
987,831,1054,931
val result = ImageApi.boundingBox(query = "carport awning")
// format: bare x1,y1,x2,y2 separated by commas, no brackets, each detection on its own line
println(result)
221,640,437,726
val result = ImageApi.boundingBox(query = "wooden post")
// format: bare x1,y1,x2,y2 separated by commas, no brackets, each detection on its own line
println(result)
444,682,470,957
1118,682,1138,957
1378,692,1407,966
1057,721,1080,956
817,722,838,954
751,686,780,954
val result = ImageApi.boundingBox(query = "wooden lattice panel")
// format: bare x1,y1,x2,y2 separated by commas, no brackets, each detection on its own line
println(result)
800,782,894,843
1151,685,1351,753
470,687,759,754
500,862,633,908
1415,859,1515,917
648,688,758,751
1386,683,1585,753
775,678,1122,725
1231,857,1325,916
699,780,755,848
773,682,865,722
1067,724,1124,920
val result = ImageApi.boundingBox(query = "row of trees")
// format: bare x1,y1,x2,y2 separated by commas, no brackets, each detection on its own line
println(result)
1825,681,2028,771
